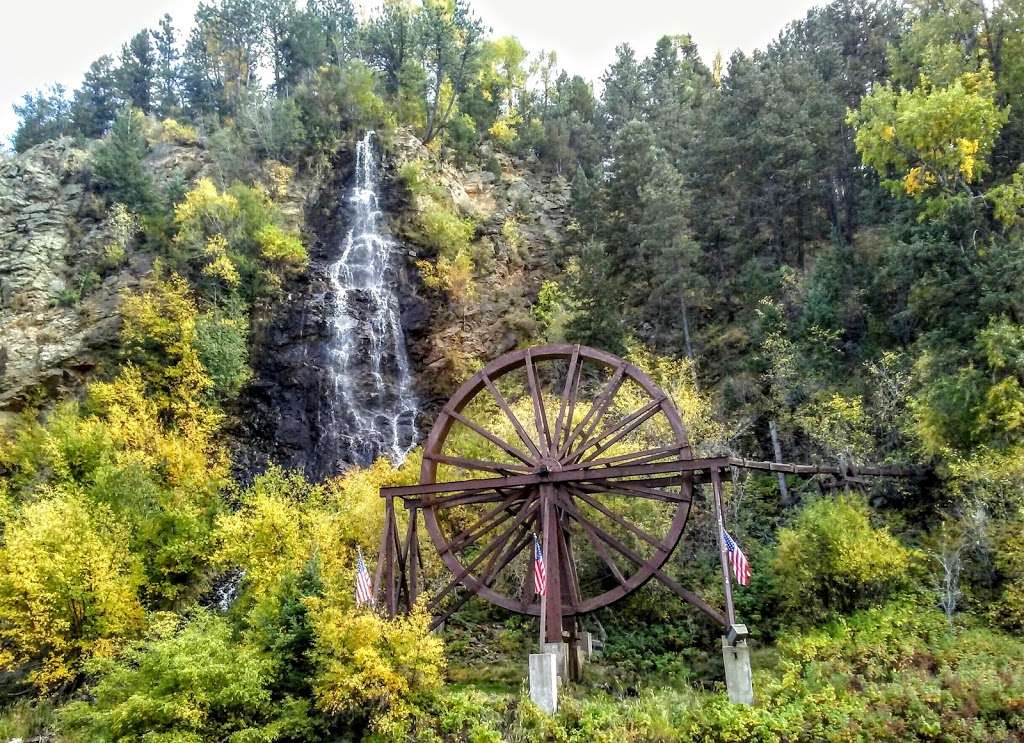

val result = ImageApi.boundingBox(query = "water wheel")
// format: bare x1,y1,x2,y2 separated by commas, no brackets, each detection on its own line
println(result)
412,344,709,641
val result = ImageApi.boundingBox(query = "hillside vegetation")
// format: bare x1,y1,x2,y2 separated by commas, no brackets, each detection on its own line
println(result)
3,0,1024,740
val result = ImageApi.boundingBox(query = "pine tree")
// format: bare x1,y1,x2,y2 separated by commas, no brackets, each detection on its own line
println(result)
118,30,157,114
91,108,155,212
152,15,181,117
73,55,120,138
11,85,73,152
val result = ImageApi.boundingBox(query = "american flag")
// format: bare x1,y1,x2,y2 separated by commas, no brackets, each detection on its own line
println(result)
722,529,751,587
533,534,547,597
355,547,374,607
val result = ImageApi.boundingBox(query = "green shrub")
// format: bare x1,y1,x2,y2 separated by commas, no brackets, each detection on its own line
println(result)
418,203,475,257
194,312,251,401
58,612,315,742
774,495,915,620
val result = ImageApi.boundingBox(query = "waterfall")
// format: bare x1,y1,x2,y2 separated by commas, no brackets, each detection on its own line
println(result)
318,131,418,467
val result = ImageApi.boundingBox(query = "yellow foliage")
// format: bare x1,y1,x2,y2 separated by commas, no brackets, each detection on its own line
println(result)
118,273,218,430
625,343,725,453
795,392,874,462
263,160,294,199
202,235,241,287
309,604,444,739
87,366,227,492
0,491,144,690
488,116,520,148
217,457,420,604
158,118,198,145
848,66,1008,210
216,473,311,601
255,223,308,268
173,178,240,248
956,137,981,180
774,495,915,618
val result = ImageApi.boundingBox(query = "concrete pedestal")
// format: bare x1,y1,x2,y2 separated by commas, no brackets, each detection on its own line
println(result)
529,653,558,713
542,641,569,677
722,637,754,705
579,631,594,659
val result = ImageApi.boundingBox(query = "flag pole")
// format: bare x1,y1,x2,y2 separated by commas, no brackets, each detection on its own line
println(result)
537,532,547,651
711,466,736,627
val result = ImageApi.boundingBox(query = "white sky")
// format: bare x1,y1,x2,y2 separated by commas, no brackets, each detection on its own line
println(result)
0,0,821,143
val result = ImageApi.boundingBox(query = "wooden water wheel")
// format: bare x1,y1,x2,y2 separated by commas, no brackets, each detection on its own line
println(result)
380,344,726,642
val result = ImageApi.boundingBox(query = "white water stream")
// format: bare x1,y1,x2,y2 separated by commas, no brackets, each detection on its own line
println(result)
321,131,418,465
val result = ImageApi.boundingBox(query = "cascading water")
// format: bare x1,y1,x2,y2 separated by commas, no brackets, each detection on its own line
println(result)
316,131,419,467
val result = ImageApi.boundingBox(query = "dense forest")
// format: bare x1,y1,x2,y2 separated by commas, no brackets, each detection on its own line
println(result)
3,0,1024,740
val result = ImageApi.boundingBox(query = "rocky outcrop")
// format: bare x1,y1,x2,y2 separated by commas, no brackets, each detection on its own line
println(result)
388,130,573,401
0,139,209,426
0,140,128,423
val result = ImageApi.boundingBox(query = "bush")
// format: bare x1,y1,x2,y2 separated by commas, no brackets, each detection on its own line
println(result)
194,312,251,401
0,492,143,691
256,223,308,268
418,203,475,257
774,495,915,620
58,612,315,742
158,117,198,145
309,606,445,741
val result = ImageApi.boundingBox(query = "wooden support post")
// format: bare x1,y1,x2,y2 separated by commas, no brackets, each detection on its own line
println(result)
374,495,391,608
384,496,398,617
541,483,562,644
407,507,419,607
710,467,736,627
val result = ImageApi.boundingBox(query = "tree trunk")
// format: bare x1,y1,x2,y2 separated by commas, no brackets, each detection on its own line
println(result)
769,419,795,507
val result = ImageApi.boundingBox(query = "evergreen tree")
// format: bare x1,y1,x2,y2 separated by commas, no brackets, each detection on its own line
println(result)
91,108,155,212
600,44,645,137
73,56,120,138
152,15,181,117
11,85,73,151
118,30,157,114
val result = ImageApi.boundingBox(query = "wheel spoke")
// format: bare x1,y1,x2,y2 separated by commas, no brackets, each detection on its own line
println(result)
557,514,583,609
560,498,661,572
423,490,525,509
448,409,535,466
552,345,580,451
480,372,543,460
428,497,540,610
575,512,628,584
439,490,529,556
525,349,553,453
428,453,533,475
428,528,534,631
567,397,665,463
573,480,690,505
559,445,685,472
558,364,626,459
570,489,668,551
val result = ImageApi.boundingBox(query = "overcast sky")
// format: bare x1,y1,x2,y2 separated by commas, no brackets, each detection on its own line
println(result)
0,0,821,143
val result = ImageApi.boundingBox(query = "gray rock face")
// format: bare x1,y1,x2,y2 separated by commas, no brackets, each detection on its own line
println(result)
0,140,156,414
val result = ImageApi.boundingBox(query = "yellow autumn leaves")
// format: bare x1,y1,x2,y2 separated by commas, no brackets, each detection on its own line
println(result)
848,67,1008,211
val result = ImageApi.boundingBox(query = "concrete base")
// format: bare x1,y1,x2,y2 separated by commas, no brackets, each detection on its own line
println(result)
579,631,595,659
542,641,569,677
722,637,754,705
529,653,558,713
